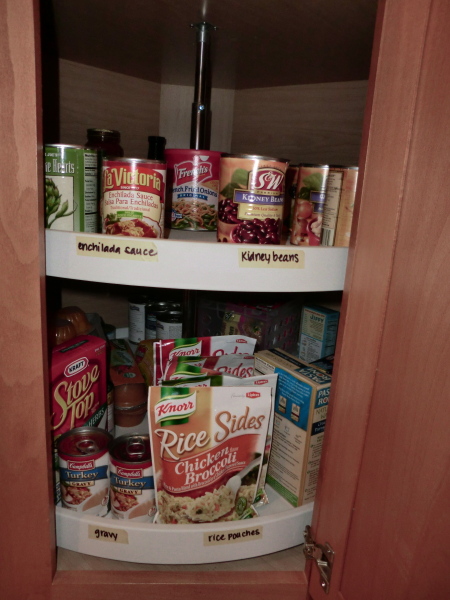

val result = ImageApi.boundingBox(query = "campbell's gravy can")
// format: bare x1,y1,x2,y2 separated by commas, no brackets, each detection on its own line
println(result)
44,144,98,232
101,158,166,238
109,435,156,521
58,427,112,516
217,154,289,244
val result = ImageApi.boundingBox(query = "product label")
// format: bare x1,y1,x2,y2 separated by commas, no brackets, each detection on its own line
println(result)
167,151,221,231
110,459,156,522
76,235,158,262
101,160,166,238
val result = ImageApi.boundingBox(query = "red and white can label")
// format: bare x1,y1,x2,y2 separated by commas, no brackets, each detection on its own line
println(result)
58,429,111,516
101,158,166,238
166,149,221,231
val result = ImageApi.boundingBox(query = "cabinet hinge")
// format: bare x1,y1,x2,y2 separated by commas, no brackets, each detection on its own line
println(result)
303,525,334,594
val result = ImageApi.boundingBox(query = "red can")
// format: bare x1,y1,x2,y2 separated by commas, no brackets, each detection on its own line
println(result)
58,426,112,516
165,149,221,231
101,158,166,238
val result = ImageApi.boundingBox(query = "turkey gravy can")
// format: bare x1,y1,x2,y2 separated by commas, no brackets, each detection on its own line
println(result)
101,158,166,238
58,427,112,516
109,435,156,521
217,154,289,244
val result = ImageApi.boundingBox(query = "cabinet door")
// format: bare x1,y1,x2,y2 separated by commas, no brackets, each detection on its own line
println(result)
1,1,56,599
308,1,450,598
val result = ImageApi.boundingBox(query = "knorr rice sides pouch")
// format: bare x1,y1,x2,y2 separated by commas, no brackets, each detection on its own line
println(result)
154,335,257,385
148,386,272,524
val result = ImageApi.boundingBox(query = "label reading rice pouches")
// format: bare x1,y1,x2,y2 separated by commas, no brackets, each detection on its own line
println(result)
148,386,272,524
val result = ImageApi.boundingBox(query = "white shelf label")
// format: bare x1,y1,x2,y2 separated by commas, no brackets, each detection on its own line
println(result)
76,235,158,261
238,248,304,268
203,525,263,546
88,524,129,544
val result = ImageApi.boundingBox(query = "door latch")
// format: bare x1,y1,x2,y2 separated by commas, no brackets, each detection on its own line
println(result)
303,525,334,594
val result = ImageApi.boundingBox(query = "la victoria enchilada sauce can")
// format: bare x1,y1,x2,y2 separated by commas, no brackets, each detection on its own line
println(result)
217,154,289,244
101,158,166,238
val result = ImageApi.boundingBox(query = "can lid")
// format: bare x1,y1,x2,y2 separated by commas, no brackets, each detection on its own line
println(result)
103,156,166,165
57,427,112,457
222,153,290,163
110,434,151,463
87,128,121,138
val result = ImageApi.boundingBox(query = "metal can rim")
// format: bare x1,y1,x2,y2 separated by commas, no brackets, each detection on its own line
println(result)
109,434,151,464
103,157,166,165
45,144,94,151
222,153,290,163
57,426,113,456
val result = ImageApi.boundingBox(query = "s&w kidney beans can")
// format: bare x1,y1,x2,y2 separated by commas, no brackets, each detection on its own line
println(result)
57,427,112,516
217,154,289,244
109,435,156,521
165,149,221,231
44,144,98,232
290,164,329,246
101,158,166,238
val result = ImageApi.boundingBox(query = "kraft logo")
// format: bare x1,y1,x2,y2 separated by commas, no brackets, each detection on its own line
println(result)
246,391,261,398
64,357,88,377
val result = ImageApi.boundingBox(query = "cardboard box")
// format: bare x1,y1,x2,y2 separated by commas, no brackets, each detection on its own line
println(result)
254,348,331,507
299,305,339,363
50,335,108,503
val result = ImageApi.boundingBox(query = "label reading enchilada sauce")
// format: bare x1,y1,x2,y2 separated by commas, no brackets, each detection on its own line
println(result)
101,159,166,239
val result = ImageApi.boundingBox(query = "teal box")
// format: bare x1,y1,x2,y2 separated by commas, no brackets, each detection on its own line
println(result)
299,305,340,364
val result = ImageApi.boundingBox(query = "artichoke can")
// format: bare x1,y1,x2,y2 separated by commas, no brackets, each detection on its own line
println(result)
44,144,98,232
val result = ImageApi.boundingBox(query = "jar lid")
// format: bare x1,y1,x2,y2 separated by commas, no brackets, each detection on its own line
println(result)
87,128,121,139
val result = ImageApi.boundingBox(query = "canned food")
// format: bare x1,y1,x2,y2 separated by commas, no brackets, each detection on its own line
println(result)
145,301,169,340
58,427,112,516
109,435,156,521
217,154,289,244
166,149,221,231
290,164,329,246
321,166,359,247
128,296,149,345
101,158,166,238
156,310,183,340
44,144,98,232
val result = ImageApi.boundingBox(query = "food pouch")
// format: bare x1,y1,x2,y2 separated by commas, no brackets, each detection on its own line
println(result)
148,386,272,524
154,335,257,385
164,354,255,380
159,373,278,505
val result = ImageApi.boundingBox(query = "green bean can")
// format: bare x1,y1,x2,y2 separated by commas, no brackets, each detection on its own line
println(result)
44,144,98,232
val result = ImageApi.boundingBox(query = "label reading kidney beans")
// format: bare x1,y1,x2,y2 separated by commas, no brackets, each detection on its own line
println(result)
217,155,289,245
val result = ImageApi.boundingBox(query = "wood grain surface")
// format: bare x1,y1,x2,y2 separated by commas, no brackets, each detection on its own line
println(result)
231,81,368,165
0,1,56,599
59,59,161,158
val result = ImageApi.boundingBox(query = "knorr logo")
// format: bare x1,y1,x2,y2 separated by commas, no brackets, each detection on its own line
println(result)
155,391,196,425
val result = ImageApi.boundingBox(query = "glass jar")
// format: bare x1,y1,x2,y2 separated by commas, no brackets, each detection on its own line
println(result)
85,128,124,157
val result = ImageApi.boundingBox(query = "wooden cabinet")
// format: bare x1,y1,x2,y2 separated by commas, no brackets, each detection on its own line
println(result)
1,0,449,599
